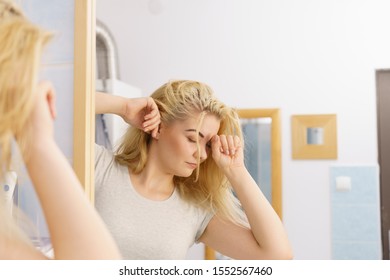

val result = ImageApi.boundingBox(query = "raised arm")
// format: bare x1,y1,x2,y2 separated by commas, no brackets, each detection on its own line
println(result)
96,92,160,138
199,135,293,260
21,83,121,259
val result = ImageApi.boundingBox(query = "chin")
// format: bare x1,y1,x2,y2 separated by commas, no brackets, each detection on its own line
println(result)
176,169,195,178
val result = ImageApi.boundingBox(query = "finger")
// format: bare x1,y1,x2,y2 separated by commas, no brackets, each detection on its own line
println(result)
144,123,159,134
226,135,235,156
143,114,160,131
234,135,241,147
144,106,159,120
145,98,159,119
233,135,241,155
38,81,56,119
211,135,221,154
144,112,160,125
47,86,57,120
219,134,229,155
150,126,159,139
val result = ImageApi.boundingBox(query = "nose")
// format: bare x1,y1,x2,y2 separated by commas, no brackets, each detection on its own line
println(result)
194,145,208,163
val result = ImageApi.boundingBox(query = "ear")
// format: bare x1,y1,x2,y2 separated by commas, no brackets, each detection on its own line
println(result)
154,123,164,140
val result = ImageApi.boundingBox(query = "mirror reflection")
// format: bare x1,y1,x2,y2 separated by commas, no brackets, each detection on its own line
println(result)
306,127,324,145
241,117,272,202
96,0,390,260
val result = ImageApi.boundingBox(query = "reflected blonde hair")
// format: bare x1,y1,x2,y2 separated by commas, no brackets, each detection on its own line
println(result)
0,0,52,251
0,0,52,179
116,80,248,227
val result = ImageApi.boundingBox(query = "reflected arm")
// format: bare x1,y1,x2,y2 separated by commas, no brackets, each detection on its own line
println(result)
96,91,126,116
200,135,292,260
95,92,161,138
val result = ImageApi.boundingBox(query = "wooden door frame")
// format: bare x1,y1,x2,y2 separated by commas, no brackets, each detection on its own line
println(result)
376,69,390,259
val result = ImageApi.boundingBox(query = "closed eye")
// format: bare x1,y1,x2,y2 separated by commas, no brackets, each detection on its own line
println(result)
187,137,196,143
187,136,211,152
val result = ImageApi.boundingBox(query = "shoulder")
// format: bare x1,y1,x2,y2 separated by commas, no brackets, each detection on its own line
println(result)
95,143,113,160
94,144,124,191
94,144,116,170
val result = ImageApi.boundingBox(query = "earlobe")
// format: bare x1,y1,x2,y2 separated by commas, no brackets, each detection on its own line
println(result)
154,124,162,139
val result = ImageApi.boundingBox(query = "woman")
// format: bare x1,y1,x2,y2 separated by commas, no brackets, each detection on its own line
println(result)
95,80,292,259
0,0,121,259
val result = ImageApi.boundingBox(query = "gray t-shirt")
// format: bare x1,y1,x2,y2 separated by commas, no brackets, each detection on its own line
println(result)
94,144,213,259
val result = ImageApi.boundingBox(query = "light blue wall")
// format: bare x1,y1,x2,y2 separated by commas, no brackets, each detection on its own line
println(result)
330,165,381,259
17,0,75,240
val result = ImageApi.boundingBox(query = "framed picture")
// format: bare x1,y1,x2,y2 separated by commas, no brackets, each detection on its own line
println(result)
291,114,337,159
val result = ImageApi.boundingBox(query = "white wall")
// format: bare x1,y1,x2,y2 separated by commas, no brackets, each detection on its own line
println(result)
97,0,390,259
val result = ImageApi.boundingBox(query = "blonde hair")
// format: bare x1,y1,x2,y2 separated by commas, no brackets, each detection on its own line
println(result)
0,0,52,179
0,0,52,250
115,80,248,227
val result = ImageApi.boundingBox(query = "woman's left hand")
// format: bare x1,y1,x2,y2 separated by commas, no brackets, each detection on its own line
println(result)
31,81,56,141
211,134,245,171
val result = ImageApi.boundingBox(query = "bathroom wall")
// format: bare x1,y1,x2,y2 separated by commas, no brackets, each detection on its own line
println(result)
330,165,381,259
97,0,390,259
16,0,75,241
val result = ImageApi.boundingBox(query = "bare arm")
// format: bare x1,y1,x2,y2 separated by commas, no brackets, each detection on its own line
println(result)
96,92,160,138
19,83,121,259
0,234,47,259
199,135,292,260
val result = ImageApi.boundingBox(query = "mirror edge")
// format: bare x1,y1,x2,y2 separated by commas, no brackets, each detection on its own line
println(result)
73,0,96,203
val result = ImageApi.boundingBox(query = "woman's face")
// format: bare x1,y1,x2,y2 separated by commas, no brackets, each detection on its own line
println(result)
156,112,221,177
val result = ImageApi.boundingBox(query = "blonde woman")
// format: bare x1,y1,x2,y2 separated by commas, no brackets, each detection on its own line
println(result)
95,80,293,259
0,0,123,259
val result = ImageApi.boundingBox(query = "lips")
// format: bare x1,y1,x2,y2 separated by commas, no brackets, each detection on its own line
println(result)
186,162,197,169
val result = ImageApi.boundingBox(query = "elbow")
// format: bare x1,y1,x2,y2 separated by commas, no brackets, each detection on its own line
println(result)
271,247,294,260
252,246,294,260
277,249,294,260
268,243,294,260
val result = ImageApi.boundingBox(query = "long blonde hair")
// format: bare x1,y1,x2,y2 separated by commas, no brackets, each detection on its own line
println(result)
0,0,52,249
115,80,248,227
0,0,52,179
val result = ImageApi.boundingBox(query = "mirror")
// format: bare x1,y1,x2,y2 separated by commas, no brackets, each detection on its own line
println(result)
93,0,388,260
205,109,282,259
291,114,337,159
237,109,282,218
307,127,324,145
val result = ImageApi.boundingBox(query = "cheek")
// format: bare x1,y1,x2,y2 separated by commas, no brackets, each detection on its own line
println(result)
173,138,192,156
160,134,186,156
169,137,196,158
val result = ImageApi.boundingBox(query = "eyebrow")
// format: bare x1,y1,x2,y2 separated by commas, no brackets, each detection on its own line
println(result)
185,129,204,138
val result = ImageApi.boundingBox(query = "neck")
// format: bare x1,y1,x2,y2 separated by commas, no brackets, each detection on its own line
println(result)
129,144,175,201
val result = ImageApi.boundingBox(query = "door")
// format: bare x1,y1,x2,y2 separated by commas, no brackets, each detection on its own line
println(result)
376,69,390,259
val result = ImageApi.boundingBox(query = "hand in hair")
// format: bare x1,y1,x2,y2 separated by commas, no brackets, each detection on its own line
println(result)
29,81,56,141
96,92,161,139
122,96,161,139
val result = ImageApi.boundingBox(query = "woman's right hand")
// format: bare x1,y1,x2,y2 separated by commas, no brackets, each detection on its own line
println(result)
122,97,161,138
